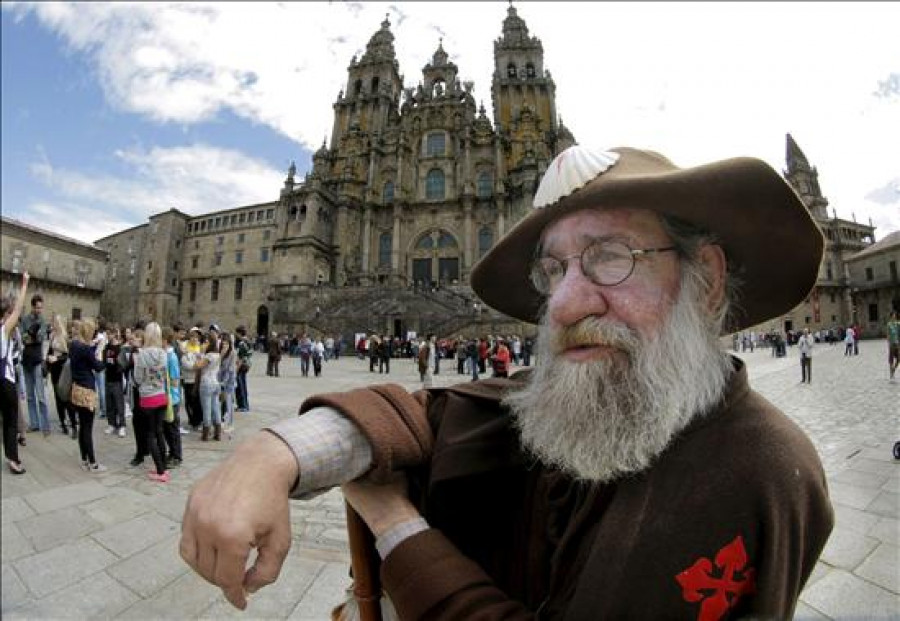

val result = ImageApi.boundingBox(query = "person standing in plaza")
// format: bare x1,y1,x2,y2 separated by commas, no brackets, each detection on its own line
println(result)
298,334,312,377
218,333,237,439
266,332,281,377
102,327,127,437
417,335,434,387
18,292,51,436
46,313,74,437
132,322,170,483
887,309,899,381
162,327,184,467
797,328,814,384
196,331,223,441
1,272,30,474
180,327,203,430
234,326,252,412
313,337,325,377
69,318,107,473
844,326,855,356
92,318,108,421
377,335,391,374
491,338,511,378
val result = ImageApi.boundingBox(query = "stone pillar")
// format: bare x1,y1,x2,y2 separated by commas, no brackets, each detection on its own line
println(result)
497,197,506,237
392,203,402,273
361,206,371,273
463,200,474,272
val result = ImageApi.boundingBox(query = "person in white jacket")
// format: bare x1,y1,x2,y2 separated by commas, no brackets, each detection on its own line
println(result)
797,328,814,383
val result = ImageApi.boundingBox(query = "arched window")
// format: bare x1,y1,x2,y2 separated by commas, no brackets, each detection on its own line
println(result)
416,235,434,250
379,232,392,267
299,205,307,218
507,63,517,78
383,180,395,203
478,227,493,258
526,63,535,78
476,171,493,198
437,232,458,249
371,76,380,93
426,132,445,157
354,79,362,96
426,169,445,200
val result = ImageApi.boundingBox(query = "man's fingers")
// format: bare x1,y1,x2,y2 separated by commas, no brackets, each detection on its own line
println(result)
243,528,291,594
215,542,252,610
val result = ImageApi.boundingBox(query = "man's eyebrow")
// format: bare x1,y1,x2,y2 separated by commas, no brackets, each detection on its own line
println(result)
537,234,630,257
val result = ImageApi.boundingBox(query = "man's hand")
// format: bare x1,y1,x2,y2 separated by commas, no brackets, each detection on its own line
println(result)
341,473,420,538
180,432,299,609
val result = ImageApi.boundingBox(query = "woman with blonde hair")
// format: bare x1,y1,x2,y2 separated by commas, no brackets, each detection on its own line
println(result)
132,322,170,483
69,317,107,473
47,313,76,437
196,330,222,441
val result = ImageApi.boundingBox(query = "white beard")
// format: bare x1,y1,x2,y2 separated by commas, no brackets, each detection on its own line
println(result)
503,268,734,482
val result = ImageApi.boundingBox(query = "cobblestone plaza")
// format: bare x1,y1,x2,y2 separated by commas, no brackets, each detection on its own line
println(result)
2,340,897,619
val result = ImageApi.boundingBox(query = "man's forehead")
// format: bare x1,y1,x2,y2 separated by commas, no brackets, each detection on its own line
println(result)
539,207,665,251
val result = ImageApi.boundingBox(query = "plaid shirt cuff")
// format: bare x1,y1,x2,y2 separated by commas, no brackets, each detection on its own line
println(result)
376,517,430,560
266,406,373,499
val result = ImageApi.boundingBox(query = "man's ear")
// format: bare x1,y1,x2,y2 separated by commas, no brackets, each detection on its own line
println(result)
697,243,727,313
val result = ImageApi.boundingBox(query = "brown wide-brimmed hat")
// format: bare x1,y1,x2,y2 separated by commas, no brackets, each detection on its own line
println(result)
470,145,824,333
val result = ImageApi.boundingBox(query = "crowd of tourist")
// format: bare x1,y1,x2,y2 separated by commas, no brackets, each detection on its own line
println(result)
0,273,254,482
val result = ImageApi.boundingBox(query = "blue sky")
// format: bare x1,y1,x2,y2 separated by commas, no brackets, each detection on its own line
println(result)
2,2,899,244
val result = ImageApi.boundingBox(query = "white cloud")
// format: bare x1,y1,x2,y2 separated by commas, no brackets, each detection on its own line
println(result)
26,144,285,243
8,1,900,235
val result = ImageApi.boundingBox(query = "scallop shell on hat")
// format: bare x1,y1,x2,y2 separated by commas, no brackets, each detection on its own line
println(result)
533,146,620,209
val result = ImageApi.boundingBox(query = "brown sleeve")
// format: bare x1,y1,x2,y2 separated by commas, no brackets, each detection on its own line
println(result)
299,384,433,483
382,529,534,620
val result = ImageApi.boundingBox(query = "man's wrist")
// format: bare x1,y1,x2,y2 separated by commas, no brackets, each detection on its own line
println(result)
246,431,301,493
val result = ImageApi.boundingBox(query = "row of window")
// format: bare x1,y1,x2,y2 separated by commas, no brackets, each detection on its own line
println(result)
190,248,270,270
187,209,274,234
186,277,244,303
506,62,537,79
383,170,493,203
375,228,494,267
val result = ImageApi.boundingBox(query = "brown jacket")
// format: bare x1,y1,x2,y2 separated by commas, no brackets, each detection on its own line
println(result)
301,358,833,620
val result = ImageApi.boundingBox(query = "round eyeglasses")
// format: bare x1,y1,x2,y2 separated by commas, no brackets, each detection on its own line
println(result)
530,240,677,294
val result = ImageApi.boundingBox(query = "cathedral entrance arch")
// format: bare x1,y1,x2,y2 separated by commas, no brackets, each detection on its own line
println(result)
257,305,269,338
409,229,460,287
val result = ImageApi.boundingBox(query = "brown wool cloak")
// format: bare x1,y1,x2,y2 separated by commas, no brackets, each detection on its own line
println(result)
300,358,833,620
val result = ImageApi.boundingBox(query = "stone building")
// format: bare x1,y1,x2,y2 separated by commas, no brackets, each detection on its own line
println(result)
748,134,878,337
97,6,573,339
0,217,107,322
845,231,900,337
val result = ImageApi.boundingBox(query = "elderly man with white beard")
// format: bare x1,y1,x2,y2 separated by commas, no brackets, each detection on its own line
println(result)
180,146,833,620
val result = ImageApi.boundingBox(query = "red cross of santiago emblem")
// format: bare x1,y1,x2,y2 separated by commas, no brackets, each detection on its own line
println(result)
675,535,756,621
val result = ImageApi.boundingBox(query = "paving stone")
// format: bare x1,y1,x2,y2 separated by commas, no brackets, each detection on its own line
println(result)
792,600,830,620
827,481,884,511
848,457,899,477
4,569,139,620
831,468,889,489
114,568,220,620
869,517,899,545
855,543,900,595
802,568,900,619
149,491,190,523
199,556,325,619
80,487,153,526
287,561,353,620
1,563,31,612
23,480,111,514
819,526,881,570
866,490,900,520
13,539,117,598
1,497,36,525
16,505,103,553
831,502,881,536
1,521,35,564
108,533,189,598
91,511,180,558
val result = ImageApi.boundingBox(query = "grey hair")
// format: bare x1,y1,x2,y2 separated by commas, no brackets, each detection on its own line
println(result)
658,214,744,334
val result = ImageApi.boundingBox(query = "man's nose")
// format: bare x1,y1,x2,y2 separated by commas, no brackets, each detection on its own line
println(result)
547,261,609,327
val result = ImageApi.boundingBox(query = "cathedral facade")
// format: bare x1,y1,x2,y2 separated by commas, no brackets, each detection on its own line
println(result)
96,7,574,339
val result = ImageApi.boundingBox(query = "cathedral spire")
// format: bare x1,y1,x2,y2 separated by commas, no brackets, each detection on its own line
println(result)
783,133,828,219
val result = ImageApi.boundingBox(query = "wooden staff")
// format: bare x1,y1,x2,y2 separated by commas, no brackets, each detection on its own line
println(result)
345,502,383,621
